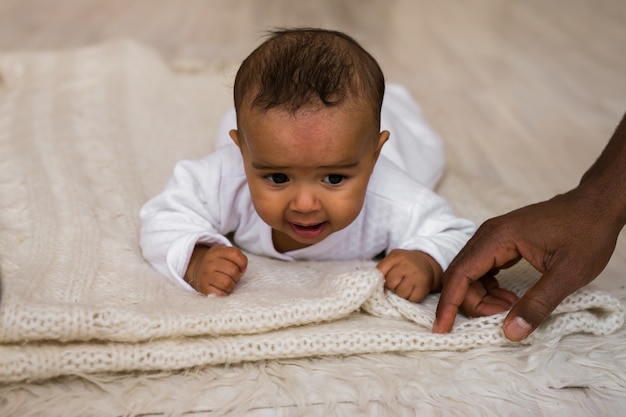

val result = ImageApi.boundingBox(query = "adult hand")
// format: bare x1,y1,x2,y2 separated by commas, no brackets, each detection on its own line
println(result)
433,186,622,341
434,112,626,341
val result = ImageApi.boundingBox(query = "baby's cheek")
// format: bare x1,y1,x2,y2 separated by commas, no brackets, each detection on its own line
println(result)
329,197,364,228
251,198,283,228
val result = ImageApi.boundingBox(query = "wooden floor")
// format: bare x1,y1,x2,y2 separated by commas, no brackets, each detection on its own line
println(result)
0,2,624,264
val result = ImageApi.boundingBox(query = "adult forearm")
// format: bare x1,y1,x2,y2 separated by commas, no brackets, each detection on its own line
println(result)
578,112,626,228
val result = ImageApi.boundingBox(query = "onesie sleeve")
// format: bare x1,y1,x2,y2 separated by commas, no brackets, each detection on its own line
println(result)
390,188,475,271
139,153,240,291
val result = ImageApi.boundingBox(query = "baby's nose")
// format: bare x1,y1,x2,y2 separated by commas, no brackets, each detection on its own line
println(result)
290,187,321,212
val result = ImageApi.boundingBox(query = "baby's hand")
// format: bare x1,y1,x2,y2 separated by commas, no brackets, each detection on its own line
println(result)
376,249,443,302
185,244,248,296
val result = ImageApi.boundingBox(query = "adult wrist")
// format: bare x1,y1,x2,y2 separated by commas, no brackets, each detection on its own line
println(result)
577,113,626,229
576,174,626,230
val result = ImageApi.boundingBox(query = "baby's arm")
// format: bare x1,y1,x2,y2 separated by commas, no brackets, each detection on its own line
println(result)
185,244,248,296
140,154,241,292
376,249,442,302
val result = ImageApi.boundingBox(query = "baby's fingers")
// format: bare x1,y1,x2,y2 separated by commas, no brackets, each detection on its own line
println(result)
219,246,248,278
190,246,248,295
380,265,428,302
395,277,429,302
200,259,241,293
204,285,230,297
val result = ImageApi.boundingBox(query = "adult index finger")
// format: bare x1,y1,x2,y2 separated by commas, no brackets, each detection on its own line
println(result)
432,225,521,333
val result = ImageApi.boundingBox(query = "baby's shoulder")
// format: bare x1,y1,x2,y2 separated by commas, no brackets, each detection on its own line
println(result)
182,145,245,176
367,156,438,205
168,145,246,195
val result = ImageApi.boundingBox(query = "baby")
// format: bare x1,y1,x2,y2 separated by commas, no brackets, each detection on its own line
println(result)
140,28,475,302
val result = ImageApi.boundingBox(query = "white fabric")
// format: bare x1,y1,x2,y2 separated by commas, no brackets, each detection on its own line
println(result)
140,147,474,291
0,40,624,405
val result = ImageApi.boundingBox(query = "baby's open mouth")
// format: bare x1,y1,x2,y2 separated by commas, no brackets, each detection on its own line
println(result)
290,222,326,238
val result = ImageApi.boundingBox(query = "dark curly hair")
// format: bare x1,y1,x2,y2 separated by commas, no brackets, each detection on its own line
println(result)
233,28,385,127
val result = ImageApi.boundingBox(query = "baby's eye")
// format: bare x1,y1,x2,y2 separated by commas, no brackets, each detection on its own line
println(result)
323,174,346,185
265,173,289,184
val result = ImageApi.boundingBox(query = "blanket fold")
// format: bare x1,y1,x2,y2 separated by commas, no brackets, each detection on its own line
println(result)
0,40,623,384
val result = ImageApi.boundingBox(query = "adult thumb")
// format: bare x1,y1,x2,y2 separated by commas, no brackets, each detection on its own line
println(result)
502,275,566,341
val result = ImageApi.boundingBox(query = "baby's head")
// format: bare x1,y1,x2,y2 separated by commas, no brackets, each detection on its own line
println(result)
230,28,389,252
233,28,385,127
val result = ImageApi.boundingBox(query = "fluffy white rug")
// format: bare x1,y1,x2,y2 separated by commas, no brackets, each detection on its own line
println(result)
0,40,625,416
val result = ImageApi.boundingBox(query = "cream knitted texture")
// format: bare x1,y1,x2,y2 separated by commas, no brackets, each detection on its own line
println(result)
0,41,623,384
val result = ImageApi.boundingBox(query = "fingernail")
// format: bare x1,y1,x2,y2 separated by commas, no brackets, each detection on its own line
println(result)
504,316,532,341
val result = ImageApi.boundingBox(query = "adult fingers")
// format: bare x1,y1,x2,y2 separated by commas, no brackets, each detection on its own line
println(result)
476,275,519,307
458,276,517,318
433,230,520,333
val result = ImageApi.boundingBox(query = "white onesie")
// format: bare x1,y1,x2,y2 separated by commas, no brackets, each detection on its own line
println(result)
140,84,475,292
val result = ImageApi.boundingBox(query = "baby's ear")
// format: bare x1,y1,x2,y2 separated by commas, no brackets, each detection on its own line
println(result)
229,129,241,147
374,130,390,158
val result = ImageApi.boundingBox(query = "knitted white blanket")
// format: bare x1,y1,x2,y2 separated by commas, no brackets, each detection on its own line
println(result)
0,41,623,387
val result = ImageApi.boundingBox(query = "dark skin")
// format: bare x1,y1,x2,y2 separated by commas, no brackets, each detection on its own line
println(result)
433,112,626,341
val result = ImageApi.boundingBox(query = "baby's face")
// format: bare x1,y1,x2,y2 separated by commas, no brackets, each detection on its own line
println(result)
231,104,388,252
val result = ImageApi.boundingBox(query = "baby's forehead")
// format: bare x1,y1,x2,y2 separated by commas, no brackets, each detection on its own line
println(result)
243,104,376,140
241,98,373,125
